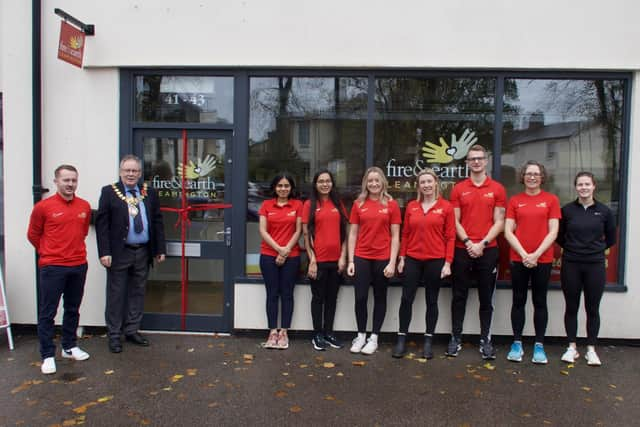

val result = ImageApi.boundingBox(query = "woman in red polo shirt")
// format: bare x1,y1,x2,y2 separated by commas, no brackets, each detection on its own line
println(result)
347,166,401,355
302,169,349,351
504,161,561,364
392,169,455,360
259,173,303,350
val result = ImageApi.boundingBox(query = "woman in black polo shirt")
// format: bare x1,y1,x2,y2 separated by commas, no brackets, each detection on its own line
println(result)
557,171,616,366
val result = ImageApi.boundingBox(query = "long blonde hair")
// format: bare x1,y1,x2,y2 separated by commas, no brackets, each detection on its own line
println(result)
415,168,441,202
356,166,393,207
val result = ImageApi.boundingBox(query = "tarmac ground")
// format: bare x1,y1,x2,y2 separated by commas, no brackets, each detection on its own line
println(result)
0,329,638,426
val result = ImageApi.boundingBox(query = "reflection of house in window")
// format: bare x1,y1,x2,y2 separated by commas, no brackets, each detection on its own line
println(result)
504,118,612,202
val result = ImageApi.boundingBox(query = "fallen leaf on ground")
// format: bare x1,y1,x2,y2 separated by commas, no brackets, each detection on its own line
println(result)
416,358,427,363
336,372,344,377
615,396,624,401
285,382,296,388
208,402,219,408
243,354,254,361
104,370,114,375
352,361,366,367
186,369,197,376
299,364,308,368
275,390,287,398
63,401,73,406
97,396,113,403
609,384,617,389
560,370,569,376
290,405,302,413
325,395,336,401
323,362,335,368
581,386,592,392
282,372,289,376
483,363,495,371
521,413,531,418
187,348,195,352
170,374,184,383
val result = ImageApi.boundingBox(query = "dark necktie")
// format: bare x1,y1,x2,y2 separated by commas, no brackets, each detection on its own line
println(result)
130,190,144,233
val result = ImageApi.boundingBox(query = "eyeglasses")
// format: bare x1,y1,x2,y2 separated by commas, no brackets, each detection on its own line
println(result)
466,156,486,163
524,172,542,177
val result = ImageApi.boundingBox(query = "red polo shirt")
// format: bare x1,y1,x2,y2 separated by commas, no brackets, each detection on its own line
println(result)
506,191,561,263
27,193,91,267
450,176,506,248
302,199,346,262
349,198,401,260
400,198,456,263
258,198,303,257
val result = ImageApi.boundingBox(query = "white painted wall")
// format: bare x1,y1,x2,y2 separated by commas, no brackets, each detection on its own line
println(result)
2,1,639,338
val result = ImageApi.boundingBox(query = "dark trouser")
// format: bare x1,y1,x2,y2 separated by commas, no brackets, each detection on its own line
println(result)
399,257,444,335
353,256,389,334
260,255,300,329
310,261,341,333
510,262,552,342
451,247,498,339
37,264,88,359
561,259,606,345
105,246,150,339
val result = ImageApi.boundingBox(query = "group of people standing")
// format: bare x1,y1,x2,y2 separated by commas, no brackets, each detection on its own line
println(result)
258,144,616,367
28,155,166,374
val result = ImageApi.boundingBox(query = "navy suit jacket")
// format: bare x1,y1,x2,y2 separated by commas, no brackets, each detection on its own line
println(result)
95,181,166,265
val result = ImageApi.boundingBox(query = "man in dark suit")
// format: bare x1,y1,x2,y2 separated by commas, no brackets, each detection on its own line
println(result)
96,154,166,353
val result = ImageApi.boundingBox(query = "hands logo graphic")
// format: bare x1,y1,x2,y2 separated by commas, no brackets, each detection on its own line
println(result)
178,154,218,179
421,129,478,163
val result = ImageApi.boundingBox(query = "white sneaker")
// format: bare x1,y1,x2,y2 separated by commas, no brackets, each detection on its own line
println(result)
561,347,579,363
360,337,378,355
585,350,602,366
41,357,56,374
350,334,367,354
61,346,90,361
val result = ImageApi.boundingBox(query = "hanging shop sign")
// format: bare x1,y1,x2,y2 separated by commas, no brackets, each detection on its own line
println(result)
57,21,85,68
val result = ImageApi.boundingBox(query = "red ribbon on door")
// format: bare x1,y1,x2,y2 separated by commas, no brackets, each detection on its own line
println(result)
160,129,231,330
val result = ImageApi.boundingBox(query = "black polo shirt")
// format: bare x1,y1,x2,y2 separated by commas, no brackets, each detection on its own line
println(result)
557,199,616,263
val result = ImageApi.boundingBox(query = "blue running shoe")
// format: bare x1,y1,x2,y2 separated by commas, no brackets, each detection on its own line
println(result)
507,341,524,362
532,343,548,364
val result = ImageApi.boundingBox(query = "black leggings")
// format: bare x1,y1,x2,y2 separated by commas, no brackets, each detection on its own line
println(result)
398,257,444,334
510,262,552,342
310,262,340,333
353,256,389,334
561,259,606,345
451,247,498,339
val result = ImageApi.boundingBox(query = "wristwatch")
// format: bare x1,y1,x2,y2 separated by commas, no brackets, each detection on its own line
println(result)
482,240,489,247
462,238,470,244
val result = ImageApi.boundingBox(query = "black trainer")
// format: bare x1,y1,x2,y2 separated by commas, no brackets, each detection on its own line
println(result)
312,333,328,351
422,336,433,360
324,332,344,349
445,336,462,357
392,334,407,358
479,338,496,360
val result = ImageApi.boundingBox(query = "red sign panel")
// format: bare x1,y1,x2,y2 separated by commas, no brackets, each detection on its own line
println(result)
57,21,85,68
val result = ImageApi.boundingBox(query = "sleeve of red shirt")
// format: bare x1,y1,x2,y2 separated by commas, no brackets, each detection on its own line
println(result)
495,183,507,208
258,200,268,217
301,200,310,224
27,203,44,251
549,194,561,219
506,196,516,219
83,201,91,237
349,202,360,224
389,200,402,224
444,203,456,263
295,199,303,217
449,184,460,208
399,202,413,257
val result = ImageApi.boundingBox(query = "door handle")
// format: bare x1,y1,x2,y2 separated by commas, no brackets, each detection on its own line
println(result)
216,226,232,247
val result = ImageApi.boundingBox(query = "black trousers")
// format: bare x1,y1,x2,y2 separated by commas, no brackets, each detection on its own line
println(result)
309,261,340,333
105,246,149,339
451,247,498,339
561,259,606,345
353,256,389,334
37,264,88,358
510,262,552,342
398,257,444,335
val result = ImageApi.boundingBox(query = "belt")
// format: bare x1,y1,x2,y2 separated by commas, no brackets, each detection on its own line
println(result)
125,244,146,250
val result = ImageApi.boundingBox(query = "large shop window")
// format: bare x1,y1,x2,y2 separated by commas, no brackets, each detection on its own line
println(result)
501,79,625,284
246,77,368,275
373,77,496,208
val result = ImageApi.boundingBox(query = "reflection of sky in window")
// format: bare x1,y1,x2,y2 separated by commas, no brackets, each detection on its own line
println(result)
509,79,610,129
249,77,367,143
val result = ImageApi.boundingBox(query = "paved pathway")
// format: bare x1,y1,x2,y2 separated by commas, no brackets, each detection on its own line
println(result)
1,332,638,426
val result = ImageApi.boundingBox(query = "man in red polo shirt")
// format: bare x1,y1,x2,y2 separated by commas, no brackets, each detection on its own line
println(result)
446,145,506,359
28,165,92,374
